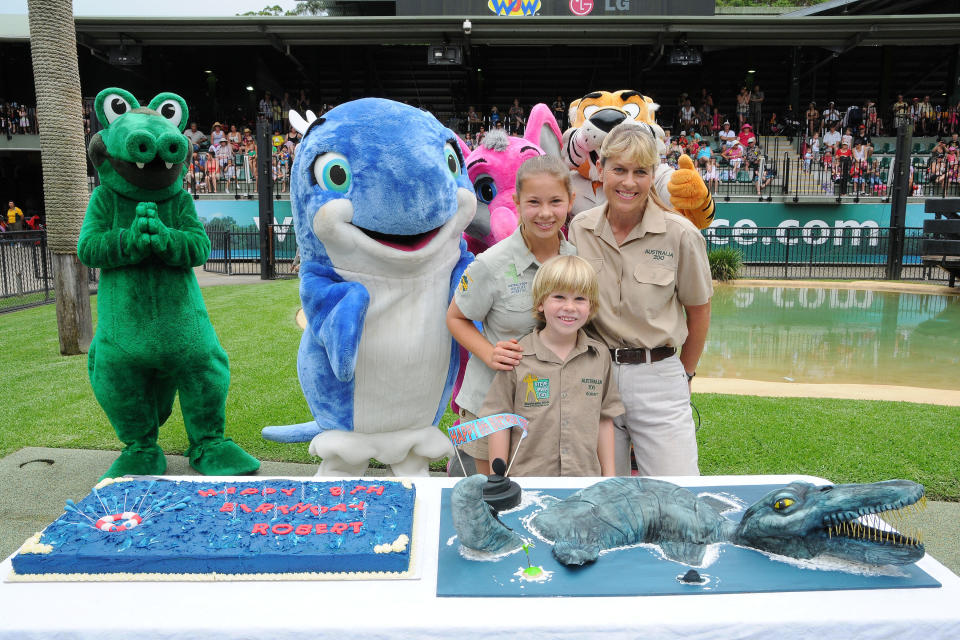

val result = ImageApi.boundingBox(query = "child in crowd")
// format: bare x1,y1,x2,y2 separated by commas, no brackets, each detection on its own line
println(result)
482,255,623,477
703,157,720,193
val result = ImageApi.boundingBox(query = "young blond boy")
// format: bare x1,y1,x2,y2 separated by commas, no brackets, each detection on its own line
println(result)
481,255,623,477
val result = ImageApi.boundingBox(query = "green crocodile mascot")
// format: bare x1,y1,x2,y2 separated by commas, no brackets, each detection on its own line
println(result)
77,87,260,479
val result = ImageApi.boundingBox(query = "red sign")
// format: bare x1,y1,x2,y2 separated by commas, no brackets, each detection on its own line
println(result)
569,0,594,16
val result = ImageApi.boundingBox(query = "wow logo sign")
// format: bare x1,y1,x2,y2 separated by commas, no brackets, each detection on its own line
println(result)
488,0,541,16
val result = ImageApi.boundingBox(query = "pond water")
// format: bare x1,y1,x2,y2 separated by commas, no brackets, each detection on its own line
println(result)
702,286,960,390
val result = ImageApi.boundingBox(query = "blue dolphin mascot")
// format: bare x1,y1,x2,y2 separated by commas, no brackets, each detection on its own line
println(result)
263,98,476,476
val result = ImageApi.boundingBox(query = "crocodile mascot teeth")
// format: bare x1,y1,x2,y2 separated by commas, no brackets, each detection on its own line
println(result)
78,87,260,480
261,98,476,476
562,89,715,230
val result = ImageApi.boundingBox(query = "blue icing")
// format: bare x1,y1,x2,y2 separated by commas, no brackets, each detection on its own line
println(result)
14,479,415,575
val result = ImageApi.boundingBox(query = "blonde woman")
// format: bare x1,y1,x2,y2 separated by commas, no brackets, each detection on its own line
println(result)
568,122,713,476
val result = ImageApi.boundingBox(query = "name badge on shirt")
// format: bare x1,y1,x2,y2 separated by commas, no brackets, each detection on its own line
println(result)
644,248,675,262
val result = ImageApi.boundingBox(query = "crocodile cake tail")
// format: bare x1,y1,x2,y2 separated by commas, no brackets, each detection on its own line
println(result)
451,475,523,554
261,421,322,443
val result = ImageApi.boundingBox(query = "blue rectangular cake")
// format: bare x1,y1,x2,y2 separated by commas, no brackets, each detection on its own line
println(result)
11,477,417,579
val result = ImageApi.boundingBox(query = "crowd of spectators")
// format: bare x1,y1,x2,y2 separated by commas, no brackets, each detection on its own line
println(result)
1,101,37,139
5,84,960,200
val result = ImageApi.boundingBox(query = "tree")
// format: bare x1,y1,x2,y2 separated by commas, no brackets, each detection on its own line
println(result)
27,0,93,355
240,1,332,16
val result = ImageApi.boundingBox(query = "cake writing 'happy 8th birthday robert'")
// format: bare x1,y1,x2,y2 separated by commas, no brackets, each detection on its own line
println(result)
10,477,417,581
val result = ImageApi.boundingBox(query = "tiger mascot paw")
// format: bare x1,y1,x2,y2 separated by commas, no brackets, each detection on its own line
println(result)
668,155,715,230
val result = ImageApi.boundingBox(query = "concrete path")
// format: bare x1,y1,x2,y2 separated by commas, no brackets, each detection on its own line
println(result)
3,447,957,577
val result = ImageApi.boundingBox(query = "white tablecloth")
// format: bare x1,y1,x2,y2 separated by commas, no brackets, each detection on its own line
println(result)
2,474,959,640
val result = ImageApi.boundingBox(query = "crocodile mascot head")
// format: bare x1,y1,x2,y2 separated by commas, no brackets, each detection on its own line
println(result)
87,87,190,201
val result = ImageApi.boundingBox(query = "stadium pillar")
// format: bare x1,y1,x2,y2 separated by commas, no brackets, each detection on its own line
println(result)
256,119,274,280
879,47,894,114
886,124,913,280
949,45,960,107
789,47,800,117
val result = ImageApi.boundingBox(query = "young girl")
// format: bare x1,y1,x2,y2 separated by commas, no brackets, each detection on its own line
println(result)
446,155,576,475
482,255,621,477
703,157,720,193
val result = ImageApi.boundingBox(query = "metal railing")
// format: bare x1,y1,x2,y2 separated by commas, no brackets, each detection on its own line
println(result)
182,152,291,197
0,231,100,314
704,152,960,201
703,225,947,282
203,224,298,278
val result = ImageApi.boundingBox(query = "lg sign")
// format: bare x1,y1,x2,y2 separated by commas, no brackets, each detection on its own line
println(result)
569,0,594,15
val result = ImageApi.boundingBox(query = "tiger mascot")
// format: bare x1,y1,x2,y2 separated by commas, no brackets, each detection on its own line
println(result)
562,89,714,230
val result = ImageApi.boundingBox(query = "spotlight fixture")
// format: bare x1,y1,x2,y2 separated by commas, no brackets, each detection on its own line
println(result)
668,40,702,66
462,19,472,35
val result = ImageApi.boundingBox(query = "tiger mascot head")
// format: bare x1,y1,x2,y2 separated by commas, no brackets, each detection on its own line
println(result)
562,89,665,181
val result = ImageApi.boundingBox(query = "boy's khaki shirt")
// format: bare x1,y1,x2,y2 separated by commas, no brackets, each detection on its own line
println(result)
567,200,713,350
480,329,624,477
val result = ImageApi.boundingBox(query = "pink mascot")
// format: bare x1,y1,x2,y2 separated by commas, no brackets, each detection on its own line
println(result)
462,104,563,255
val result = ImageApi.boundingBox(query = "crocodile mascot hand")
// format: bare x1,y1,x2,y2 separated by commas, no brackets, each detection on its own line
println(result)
261,98,476,476
77,87,260,480
562,89,715,229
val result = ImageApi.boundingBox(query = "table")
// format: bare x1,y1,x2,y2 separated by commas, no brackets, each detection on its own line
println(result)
3,474,959,640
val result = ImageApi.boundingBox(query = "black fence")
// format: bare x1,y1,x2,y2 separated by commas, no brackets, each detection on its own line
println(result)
0,231,100,314
203,224,298,278
703,225,948,282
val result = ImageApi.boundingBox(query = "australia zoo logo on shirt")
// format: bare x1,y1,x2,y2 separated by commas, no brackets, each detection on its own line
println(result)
644,248,675,262
522,373,550,407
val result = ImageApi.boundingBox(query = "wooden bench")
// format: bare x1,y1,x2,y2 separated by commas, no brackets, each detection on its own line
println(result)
921,198,960,287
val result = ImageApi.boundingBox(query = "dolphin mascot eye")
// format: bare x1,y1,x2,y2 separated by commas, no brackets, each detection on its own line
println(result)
313,152,352,193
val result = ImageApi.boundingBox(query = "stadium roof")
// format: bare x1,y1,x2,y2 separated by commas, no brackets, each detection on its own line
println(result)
53,14,960,49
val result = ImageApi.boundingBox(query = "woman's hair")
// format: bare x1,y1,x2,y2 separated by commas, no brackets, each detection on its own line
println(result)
531,255,599,329
598,122,673,212
515,154,573,196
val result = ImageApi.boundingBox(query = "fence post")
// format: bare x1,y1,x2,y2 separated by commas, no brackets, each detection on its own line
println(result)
887,123,913,280
41,230,51,302
257,119,274,280
224,229,232,275
783,227,791,279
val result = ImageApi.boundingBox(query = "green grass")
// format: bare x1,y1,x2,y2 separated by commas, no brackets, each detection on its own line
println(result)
2,279,958,499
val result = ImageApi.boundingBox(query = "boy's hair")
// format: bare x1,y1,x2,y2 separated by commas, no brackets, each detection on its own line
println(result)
531,255,599,329
515,154,573,197
599,122,673,212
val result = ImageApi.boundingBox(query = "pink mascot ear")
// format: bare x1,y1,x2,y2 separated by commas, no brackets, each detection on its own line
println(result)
524,104,563,159
456,135,472,162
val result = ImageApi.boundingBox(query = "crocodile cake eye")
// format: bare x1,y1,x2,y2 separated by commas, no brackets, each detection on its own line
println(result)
773,498,795,510
103,94,133,124
444,142,461,177
156,99,185,129
312,152,352,193
473,175,496,204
